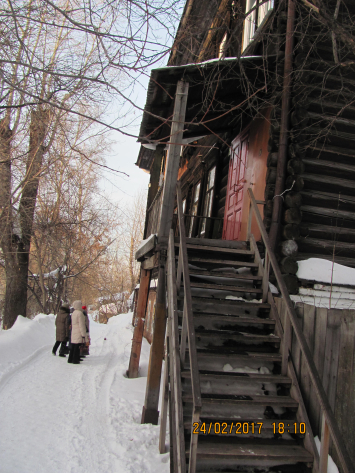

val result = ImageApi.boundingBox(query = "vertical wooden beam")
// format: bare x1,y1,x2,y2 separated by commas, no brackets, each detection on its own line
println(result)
159,334,170,454
319,414,330,473
158,81,189,244
127,268,151,378
141,80,189,425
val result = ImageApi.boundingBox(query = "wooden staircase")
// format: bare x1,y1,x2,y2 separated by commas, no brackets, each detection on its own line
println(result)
158,186,354,473
177,238,312,472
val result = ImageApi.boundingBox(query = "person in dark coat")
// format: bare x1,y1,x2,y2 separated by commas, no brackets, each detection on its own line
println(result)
52,303,70,357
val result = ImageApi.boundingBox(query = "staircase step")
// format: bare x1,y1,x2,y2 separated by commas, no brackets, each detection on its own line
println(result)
195,351,282,364
183,394,298,408
195,329,280,343
188,257,258,267
190,269,262,281
189,298,269,308
184,237,248,250
187,439,313,464
187,298,270,317
183,243,254,256
181,371,291,385
190,282,263,294
193,314,275,327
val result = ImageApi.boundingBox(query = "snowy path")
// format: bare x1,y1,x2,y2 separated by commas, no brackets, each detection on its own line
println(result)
0,314,169,473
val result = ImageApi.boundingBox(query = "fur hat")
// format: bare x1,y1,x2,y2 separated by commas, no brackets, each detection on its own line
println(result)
61,303,70,309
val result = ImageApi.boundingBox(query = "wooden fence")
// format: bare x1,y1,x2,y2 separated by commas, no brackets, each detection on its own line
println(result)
275,298,355,466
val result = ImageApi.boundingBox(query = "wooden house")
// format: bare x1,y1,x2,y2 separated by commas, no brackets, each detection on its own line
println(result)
128,1,355,471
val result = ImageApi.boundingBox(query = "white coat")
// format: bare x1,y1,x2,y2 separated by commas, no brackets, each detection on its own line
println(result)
71,300,88,344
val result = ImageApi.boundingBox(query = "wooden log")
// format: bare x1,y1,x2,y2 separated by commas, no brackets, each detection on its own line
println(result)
266,167,277,184
280,256,298,274
264,184,275,200
285,175,304,191
263,217,271,231
287,159,305,175
283,274,299,295
284,208,302,225
264,200,274,217
285,192,302,208
300,173,355,194
291,109,309,127
280,239,298,257
283,224,300,240
289,143,306,159
267,152,278,167
267,136,279,152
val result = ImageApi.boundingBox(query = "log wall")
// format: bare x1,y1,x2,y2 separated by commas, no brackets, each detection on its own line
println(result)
275,297,355,467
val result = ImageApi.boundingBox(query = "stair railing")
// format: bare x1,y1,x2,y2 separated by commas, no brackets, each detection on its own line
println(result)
247,188,354,473
176,182,202,473
163,228,186,472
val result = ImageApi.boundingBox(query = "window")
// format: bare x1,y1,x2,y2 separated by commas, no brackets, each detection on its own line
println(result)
242,0,274,52
200,166,216,235
188,182,201,238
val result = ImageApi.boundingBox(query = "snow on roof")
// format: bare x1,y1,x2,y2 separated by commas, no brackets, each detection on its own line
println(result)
297,258,355,286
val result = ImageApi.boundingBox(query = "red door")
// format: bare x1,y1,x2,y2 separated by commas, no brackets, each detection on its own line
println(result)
222,136,248,240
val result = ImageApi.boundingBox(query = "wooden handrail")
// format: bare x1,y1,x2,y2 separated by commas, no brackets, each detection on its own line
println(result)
166,229,186,472
247,188,354,473
177,182,202,473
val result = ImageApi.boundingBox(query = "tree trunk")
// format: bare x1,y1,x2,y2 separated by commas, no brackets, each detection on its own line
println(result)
1,109,49,328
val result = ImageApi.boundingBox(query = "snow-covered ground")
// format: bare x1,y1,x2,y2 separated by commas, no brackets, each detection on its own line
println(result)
0,313,169,473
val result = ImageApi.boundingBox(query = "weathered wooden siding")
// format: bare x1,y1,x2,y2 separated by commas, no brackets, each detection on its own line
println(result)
275,298,355,465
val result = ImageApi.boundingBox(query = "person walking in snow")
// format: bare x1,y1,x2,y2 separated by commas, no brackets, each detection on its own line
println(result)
68,300,88,364
52,303,70,357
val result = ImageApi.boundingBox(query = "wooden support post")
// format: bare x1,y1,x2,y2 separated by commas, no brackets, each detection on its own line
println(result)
319,414,330,473
262,250,270,303
127,268,151,378
282,314,292,376
159,334,170,454
141,80,189,425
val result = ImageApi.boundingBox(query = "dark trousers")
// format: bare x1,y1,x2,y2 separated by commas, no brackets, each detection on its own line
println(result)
53,341,66,355
68,343,81,363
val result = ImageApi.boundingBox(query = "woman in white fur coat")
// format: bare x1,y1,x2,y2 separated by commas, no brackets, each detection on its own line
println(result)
68,300,88,364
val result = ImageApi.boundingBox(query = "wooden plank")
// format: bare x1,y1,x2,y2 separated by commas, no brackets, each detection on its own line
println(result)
310,307,328,437
159,336,169,453
182,394,299,407
189,281,262,293
158,80,189,242
167,230,186,472
184,237,248,250
287,359,319,470
182,243,253,255
291,303,304,379
300,304,316,413
127,268,151,378
141,253,159,270
135,234,157,261
319,415,330,473
322,311,341,413
177,185,201,473
177,184,201,409
334,311,355,466
188,257,258,267
189,269,262,280
188,442,313,462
